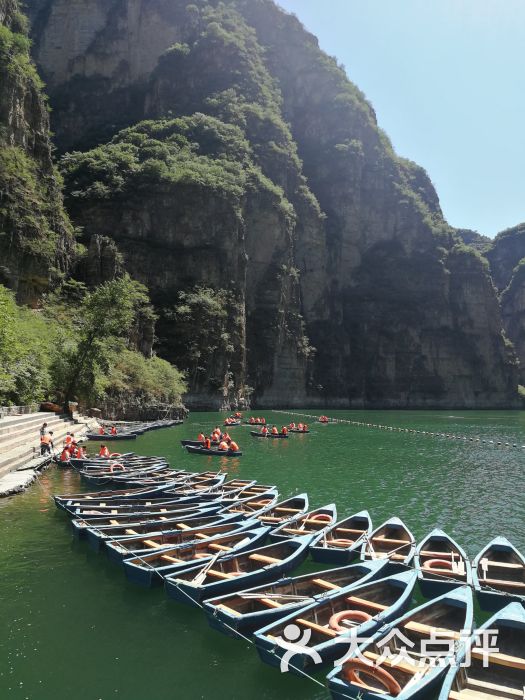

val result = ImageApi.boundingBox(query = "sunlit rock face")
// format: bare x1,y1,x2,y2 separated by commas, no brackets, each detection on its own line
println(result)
24,0,519,407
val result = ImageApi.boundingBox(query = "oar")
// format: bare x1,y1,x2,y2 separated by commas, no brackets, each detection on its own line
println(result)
191,550,224,585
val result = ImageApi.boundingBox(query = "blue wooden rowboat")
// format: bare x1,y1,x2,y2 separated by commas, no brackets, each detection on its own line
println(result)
269,503,337,542
310,510,372,564
123,526,270,587
255,494,309,529
415,529,472,597
54,481,188,511
439,601,525,700
203,559,391,638
164,535,313,606
250,431,288,439
472,536,525,611
219,490,280,518
105,517,261,564
80,464,171,486
185,445,243,457
71,503,232,538
83,509,239,551
360,516,416,566
255,570,417,673
327,585,473,700
86,432,138,440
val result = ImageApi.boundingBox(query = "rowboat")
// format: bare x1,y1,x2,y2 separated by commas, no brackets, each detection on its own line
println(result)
180,440,219,447
83,506,230,551
71,503,229,537
221,491,279,517
86,433,138,440
415,529,472,596
54,481,186,510
439,601,525,700
360,516,416,565
472,536,525,611
105,517,260,564
203,559,390,638
224,420,242,426
269,503,337,542
328,585,474,700
250,431,288,439
255,570,417,672
164,535,312,606
255,494,309,529
80,464,173,486
185,446,243,457
123,526,270,587
310,510,372,564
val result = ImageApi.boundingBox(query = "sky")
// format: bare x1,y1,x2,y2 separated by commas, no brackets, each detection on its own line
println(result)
277,0,525,237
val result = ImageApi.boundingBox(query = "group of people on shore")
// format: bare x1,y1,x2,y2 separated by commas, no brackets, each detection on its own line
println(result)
38,422,87,462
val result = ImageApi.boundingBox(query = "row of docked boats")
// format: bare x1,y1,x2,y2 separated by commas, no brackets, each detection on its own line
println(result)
86,419,182,441
54,455,525,700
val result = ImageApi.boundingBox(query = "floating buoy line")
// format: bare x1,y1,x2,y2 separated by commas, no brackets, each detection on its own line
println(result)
273,410,524,450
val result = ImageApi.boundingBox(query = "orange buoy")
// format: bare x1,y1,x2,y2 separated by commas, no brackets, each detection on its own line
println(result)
342,659,402,696
329,609,372,632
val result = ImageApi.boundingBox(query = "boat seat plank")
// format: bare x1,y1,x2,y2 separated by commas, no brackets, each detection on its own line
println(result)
273,507,303,514
480,578,525,589
419,550,456,558
345,595,388,612
312,578,340,591
471,650,525,670
296,618,338,638
467,677,525,697
207,544,233,552
217,603,242,617
248,553,281,564
125,529,138,535
206,569,238,580
403,620,461,640
281,527,311,535
176,523,191,530
143,539,162,549
260,597,283,609
160,553,183,563
372,536,410,545
301,517,333,526
484,561,525,570
335,527,366,535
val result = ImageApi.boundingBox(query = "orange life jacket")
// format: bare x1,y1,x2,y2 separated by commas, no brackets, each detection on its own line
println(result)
271,427,278,434
197,434,205,442
262,427,268,434
99,446,109,457
65,435,72,445
218,441,229,451
110,427,117,435
229,441,239,452
99,427,105,435
41,434,52,445
281,427,288,435
60,449,70,462
204,438,211,449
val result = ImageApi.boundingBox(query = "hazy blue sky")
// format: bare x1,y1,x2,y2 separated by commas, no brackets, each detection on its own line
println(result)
277,0,525,237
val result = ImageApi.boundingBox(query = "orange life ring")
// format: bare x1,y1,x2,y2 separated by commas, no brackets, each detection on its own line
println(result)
110,452,121,458
422,558,454,571
109,463,125,473
331,538,355,548
329,609,372,632
342,659,402,696
310,513,332,523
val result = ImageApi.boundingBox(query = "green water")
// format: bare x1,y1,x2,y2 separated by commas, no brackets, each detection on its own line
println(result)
1,410,524,700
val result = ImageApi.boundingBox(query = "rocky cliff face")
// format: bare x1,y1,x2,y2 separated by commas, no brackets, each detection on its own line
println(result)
486,225,525,384
23,0,519,407
0,0,73,303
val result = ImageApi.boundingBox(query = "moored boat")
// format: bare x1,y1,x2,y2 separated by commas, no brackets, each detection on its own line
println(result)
203,559,390,638
360,516,416,565
472,536,525,611
250,431,288,439
439,601,525,700
254,570,417,673
123,526,269,587
415,528,472,596
327,585,474,700
255,494,309,529
269,503,337,542
164,535,312,606
185,445,243,457
310,510,372,564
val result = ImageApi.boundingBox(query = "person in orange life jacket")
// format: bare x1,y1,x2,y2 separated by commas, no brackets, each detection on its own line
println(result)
110,425,117,435
204,436,211,449
298,422,304,430
281,426,288,435
98,426,105,435
197,433,205,443
40,431,54,455
303,424,308,432
234,412,241,419
218,440,229,451
249,417,255,424
64,432,73,446
271,426,279,435
229,440,239,452
261,417,266,425
289,422,296,429
261,425,268,435
60,447,71,462
99,444,110,457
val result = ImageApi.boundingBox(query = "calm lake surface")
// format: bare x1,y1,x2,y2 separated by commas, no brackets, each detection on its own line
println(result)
1,410,524,700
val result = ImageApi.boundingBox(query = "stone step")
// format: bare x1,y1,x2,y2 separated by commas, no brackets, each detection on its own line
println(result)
0,411,62,437
0,415,76,454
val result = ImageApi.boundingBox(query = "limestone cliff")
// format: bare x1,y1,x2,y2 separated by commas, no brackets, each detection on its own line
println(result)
0,0,73,303
24,0,519,407
486,224,525,384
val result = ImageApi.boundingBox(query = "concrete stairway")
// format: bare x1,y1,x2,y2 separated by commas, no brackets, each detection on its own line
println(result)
0,412,86,478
